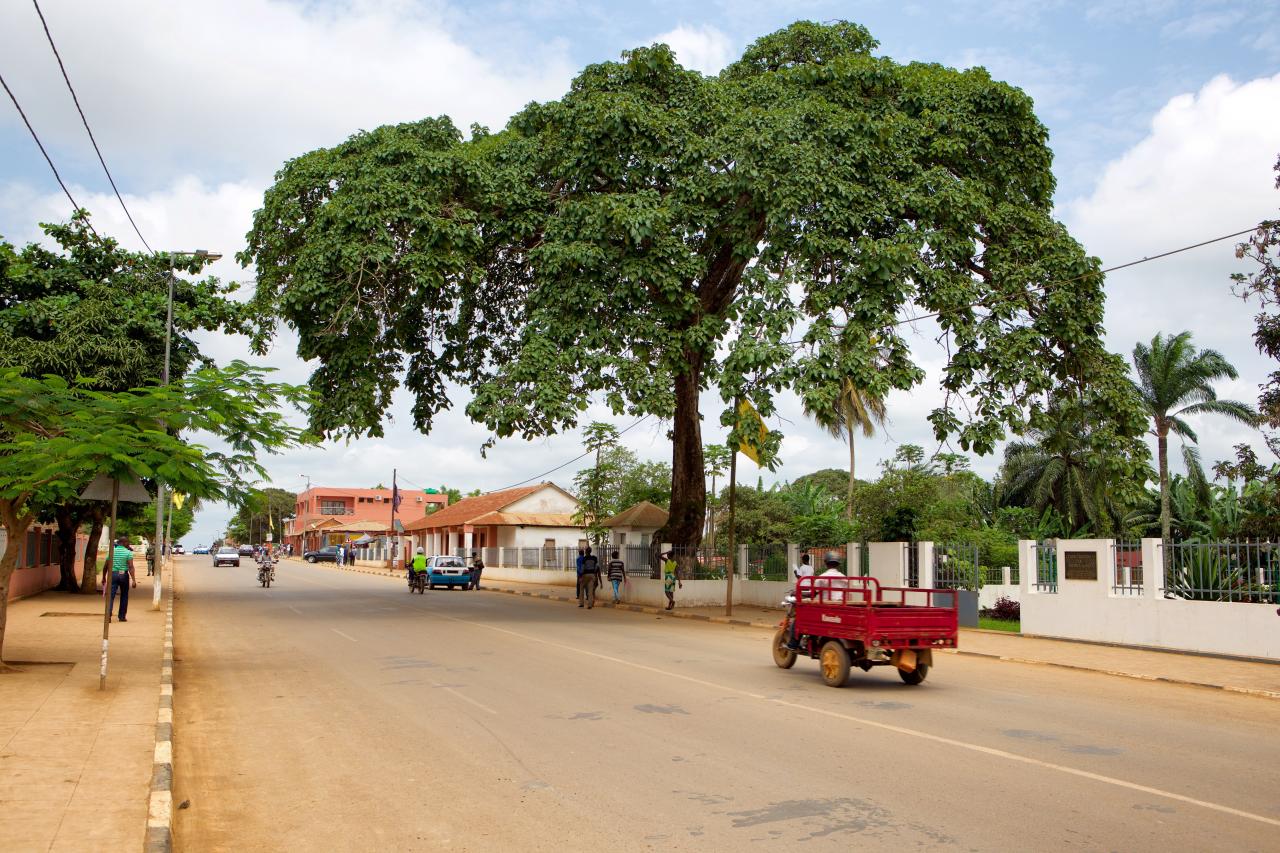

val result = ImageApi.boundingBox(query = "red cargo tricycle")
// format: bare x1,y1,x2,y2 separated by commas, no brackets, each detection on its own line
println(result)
772,575,958,687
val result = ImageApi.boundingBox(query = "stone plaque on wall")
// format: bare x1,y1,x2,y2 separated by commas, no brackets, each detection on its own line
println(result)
1063,550,1098,580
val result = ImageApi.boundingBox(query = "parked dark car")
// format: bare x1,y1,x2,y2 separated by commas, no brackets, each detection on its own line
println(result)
303,546,341,563
213,546,240,567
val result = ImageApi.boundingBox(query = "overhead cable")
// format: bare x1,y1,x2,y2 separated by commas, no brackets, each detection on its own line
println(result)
31,0,153,253
0,69,97,235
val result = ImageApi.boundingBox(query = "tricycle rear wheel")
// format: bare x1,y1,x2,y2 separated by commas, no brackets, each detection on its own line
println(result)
819,641,850,687
898,664,929,685
772,628,797,669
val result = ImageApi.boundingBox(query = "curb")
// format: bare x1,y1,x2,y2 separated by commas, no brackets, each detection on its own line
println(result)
939,648,1280,700
145,565,176,852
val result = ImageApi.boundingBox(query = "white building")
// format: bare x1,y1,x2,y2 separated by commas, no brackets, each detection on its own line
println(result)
402,482,585,554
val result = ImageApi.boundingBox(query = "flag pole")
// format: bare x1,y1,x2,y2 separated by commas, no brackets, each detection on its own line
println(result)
388,469,398,570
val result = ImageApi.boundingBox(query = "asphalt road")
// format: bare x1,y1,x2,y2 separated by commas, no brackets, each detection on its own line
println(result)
172,555,1280,852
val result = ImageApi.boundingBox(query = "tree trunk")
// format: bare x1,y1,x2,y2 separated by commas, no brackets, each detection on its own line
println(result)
653,362,706,574
80,504,105,594
846,430,856,521
1,498,36,667
1157,428,1171,543
54,504,83,592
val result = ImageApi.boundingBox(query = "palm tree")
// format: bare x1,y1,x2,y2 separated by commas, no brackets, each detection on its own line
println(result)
803,378,887,520
1131,332,1257,543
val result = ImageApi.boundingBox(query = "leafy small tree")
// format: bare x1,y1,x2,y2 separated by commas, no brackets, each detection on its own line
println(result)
1131,332,1257,543
803,377,886,519
0,364,312,664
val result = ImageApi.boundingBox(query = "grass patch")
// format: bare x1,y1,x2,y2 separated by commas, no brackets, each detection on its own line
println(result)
978,617,1020,633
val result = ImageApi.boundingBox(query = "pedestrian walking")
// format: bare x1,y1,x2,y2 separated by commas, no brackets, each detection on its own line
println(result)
575,548,585,602
662,551,681,610
470,551,485,590
106,535,137,622
578,547,600,608
607,550,625,603
337,544,345,567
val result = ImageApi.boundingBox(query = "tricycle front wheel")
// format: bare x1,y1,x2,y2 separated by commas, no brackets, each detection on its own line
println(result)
898,664,929,685
772,628,797,669
820,641,850,687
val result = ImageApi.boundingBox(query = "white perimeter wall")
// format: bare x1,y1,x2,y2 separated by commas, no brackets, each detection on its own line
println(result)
1020,538,1280,660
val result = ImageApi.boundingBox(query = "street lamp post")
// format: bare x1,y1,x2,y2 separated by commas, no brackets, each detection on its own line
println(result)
153,249,221,610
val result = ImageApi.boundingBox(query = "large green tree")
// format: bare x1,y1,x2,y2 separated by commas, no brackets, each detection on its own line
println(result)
1130,331,1256,543
0,363,311,664
226,487,297,545
0,213,245,590
244,20,1142,554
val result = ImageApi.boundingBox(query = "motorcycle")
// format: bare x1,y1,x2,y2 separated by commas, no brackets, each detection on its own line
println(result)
257,554,275,588
773,593,799,668
408,570,427,594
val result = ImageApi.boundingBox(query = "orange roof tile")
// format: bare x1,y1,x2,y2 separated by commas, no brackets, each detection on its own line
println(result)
402,484,547,531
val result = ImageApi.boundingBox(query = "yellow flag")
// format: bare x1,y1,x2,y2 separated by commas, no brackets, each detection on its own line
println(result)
737,399,768,465
171,492,185,510
268,515,275,532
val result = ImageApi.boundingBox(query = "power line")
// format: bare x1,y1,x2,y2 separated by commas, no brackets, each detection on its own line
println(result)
31,0,153,253
0,69,96,236
888,225,1262,329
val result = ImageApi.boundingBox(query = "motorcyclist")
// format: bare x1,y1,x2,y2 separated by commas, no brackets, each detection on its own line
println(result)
408,547,428,592
257,547,275,583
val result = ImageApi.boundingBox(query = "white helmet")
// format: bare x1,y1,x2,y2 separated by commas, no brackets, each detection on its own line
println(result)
416,547,424,554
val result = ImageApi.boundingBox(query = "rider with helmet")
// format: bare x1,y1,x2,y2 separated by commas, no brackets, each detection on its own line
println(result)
409,547,428,591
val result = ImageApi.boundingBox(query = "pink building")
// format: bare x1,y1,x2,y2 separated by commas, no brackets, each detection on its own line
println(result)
286,486,449,554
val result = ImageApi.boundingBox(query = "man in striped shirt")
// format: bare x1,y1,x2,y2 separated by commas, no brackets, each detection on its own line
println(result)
107,535,137,622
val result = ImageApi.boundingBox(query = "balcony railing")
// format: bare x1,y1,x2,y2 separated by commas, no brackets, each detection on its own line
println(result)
318,507,355,516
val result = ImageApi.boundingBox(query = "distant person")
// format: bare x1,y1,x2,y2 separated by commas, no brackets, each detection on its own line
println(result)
578,547,600,608
145,542,155,577
337,544,345,567
107,535,137,622
575,548,586,601
662,551,681,611
470,551,485,590
606,550,625,603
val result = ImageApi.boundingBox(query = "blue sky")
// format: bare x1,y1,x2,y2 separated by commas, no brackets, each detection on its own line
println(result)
2,1,1278,546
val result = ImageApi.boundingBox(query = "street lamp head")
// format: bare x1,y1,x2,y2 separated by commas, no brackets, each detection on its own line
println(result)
193,250,222,261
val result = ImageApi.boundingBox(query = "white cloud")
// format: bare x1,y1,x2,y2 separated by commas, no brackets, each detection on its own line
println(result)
1160,8,1245,39
0,0,575,190
1062,71,1280,474
650,24,734,75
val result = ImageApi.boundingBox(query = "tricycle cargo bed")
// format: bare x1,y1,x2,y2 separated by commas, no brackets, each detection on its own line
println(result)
791,576,959,649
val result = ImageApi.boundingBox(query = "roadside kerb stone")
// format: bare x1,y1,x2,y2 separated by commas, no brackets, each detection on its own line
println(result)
146,564,177,852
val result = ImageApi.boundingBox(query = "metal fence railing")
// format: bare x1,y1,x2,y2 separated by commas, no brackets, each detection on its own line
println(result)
747,544,788,580
802,545,850,575
933,542,980,590
1034,540,1058,593
1162,540,1280,603
1113,540,1143,596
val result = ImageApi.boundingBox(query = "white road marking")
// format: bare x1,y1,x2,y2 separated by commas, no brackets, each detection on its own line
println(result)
437,611,1280,828
288,606,302,615
431,681,498,715
330,628,358,643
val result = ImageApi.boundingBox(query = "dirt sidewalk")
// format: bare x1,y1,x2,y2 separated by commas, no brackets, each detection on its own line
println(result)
0,574,165,851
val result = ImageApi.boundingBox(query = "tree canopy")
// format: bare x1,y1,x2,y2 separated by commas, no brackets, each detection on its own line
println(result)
244,19,1142,551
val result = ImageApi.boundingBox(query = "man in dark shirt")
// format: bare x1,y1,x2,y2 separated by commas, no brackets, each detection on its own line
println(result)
578,547,600,608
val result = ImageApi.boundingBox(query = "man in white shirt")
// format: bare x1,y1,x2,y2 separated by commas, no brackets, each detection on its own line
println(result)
794,553,813,594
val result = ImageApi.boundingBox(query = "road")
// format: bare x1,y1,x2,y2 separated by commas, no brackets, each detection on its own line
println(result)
172,555,1280,851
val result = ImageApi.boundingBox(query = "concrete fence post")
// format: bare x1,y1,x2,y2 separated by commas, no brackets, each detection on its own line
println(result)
786,543,799,574
738,544,748,578
846,541,858,575
1141,537,1161,597
1001,565,1011,586
917,541,936,589
1018,540,1035,596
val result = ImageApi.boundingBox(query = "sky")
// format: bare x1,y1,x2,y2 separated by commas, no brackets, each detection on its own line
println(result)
2,0,1278,547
